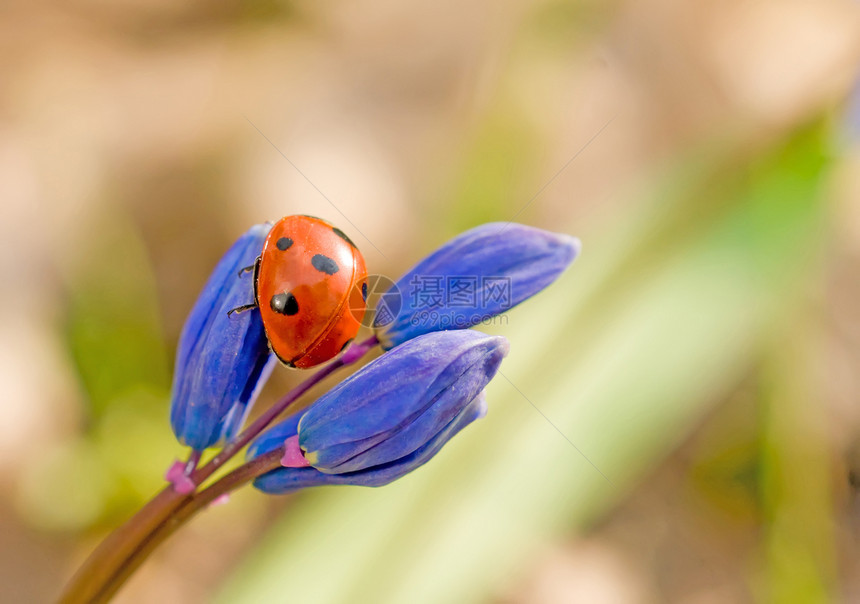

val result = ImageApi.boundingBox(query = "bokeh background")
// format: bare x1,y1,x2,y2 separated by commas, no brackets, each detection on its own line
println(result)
3,0,860,602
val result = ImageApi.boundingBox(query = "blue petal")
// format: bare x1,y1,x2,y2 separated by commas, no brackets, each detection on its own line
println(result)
170,224,276,450
246,410,302,461
374,222,579,349
298,330,507,471
252,392,487,494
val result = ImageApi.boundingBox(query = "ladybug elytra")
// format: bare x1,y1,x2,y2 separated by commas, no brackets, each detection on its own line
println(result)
232,215,368,368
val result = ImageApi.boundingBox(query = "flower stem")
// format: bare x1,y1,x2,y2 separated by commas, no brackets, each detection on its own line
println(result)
58,487,189,604
91,448,286,603
59,334,378,604
184,449,202,474
190,335,377,486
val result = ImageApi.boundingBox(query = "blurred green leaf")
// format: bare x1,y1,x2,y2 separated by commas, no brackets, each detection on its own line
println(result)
218,125,831,603
759,303,835,602
16,439,114,532
35,214,181,530
448,109,539,233
64,215,170,419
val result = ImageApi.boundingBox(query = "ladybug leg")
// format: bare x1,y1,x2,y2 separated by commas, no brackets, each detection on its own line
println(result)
230,257,262,315
237,255,262,278
237,264,255,277
227,302,258,317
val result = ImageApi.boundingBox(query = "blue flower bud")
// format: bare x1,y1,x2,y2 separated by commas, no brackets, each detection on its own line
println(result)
373,222,580,349
248,330,507,494
170,224,276,451
252,393,487,494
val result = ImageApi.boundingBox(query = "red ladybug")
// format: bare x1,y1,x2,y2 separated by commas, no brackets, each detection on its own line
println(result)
231,215,368,368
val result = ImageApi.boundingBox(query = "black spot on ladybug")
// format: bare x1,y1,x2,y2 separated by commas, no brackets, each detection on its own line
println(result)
276,237,293,251
332,227,356,248
311,254,339,275
361,282,368,301
340,338,354,353
270,292,299,316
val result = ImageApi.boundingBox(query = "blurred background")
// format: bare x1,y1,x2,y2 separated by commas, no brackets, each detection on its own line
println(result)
2,0,860,602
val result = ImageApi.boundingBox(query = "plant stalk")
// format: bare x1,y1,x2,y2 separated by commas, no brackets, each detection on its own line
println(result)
59,335,377,603
92,448,286,603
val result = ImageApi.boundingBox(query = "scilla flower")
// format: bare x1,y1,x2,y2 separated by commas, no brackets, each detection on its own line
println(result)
248,330,508,493
169,224,276,451
373,222,580,349
60,220,579,604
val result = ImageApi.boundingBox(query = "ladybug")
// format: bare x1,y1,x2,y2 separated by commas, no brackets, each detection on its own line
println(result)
230,215,368,368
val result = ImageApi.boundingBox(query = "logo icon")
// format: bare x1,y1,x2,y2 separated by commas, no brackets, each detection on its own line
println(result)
350,274,402,328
